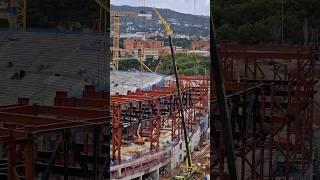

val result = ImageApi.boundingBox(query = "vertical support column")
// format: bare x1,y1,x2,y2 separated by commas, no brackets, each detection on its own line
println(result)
172,110,181,141
113,16,120,70
64,129,69,180
310,48,315,168
23,0,26,31
55,92,68,106
187,106,194,130
99,1,102,32
18,97,29,105
259,87,265,180
24,130,35,180
268,86,275,180
254,59,257,79
171,94,180,141
244,58,248,78
16,0,27,31
112,104,122,161
252,142,256,179
187,89,194,130
260,147,264,180
83,85,95,98
7,124,17,180
240,146,245,180
150,99,161,152
93,125,100,180
285,119,290,180
9,0,17,31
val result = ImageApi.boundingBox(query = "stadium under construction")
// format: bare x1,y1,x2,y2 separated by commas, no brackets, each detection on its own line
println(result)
0,0,319,180
0,30,319,179
0,30,210,179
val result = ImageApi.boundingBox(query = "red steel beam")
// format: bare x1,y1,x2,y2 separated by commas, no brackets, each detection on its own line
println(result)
0,105,107,119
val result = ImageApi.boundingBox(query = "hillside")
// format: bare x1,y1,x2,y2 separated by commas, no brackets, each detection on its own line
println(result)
111,5,210,38
213,0,320,44
0,2,209,38
27,0,99,28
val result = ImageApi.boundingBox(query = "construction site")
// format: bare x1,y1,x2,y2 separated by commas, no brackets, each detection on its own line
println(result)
0,0,319,180
109,3,210,179
0,0,210,180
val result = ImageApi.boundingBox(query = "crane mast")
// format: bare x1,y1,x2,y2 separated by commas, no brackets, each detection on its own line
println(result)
96,0,152,71
0,0,26,31
110,11,151,71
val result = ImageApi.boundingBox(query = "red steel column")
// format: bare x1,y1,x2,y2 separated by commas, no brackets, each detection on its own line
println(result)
25,127,35,180
7,124,17,180
112,104,122,161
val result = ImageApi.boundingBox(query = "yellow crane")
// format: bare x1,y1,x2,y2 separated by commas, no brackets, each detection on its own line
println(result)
16,0,26,31
96,0,152,70
152,6,204,180
110,11,152,71
154,55,164,73
0,0,26,31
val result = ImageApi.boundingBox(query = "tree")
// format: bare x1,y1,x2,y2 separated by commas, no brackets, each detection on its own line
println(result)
214,0,320,44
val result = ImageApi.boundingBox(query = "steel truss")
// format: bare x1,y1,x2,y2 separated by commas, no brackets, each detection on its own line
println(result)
110,76,209,162
0,97,108,180
56,78,209,178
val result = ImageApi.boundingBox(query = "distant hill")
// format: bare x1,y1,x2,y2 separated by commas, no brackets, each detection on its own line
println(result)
111,5,210,38
0,2,209,37
213,0,320,44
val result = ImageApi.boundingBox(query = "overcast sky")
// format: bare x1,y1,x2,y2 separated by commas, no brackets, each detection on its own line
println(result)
111,0,210,16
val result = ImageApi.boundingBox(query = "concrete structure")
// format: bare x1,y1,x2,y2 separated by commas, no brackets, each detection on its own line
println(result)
132,48,160,60
123,39,164,60
187,50,210,57
124,39,164,50
0,31,106,105
110,76,209,179
110,125,204,180
110,71,164,95
192,40,209,50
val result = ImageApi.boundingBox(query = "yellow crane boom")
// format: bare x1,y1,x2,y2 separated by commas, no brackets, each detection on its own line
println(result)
152,6,173,37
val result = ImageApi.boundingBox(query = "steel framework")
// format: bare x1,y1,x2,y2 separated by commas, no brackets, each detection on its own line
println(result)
109,76,209,162
55,77,209,178
0,97,108,180
1,44,314,179
211,44,317,179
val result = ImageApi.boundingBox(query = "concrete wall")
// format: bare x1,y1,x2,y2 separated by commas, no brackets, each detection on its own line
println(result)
112,125,205,179
170,127,201,171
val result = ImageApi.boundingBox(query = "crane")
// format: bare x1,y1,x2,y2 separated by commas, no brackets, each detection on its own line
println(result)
96,0,152,71
110,11,151,71
152,6,202,179
96,0,152,72
0,0,26,31
154,55,164,73
210,7,238,180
